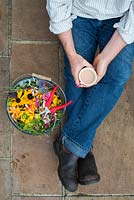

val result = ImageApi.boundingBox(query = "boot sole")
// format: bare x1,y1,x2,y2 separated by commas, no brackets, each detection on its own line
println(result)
78,175,100,185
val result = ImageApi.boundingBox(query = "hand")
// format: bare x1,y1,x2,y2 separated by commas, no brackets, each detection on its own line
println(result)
68,53,94,87
93,53,109,83
93,30,127,83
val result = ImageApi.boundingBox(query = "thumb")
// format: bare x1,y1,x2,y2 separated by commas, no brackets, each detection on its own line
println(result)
93,57,98,68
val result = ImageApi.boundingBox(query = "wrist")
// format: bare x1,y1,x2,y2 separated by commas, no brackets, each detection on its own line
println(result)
99,30,127,65
67,50,77,59
99,52,112,66
58,30,77,60
96,53,110,66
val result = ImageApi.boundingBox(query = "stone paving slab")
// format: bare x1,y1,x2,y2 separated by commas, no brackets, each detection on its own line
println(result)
66,76,134,195
0,58,10,158
12,128,62,195
0,160,11,200
0,98,10,157
0,0,8,56
11,43,60,83
13,197,62,200
65,197,134,200
12,0,57,41
125,75,134,111
0,57,10,90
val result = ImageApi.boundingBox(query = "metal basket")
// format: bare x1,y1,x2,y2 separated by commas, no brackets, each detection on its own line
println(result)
6,73,66,135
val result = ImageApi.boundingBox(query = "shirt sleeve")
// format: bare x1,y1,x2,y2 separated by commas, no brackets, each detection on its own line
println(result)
113,1,134,44
46,0,73,34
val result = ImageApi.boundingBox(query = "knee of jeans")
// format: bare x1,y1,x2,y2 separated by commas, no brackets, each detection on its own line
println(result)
114,69,132,86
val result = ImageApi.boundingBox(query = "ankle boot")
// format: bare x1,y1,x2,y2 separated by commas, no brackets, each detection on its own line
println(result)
78,150,100,185
53,139,78,192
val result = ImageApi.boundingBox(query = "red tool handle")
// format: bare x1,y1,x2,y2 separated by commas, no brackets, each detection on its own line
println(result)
45,85,59,108
50,100,73,114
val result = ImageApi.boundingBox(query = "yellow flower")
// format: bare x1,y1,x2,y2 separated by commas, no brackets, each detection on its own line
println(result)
9,106,21,120
17,89,23,99
8,88,38,122
50,94,62,108
19,111,34,124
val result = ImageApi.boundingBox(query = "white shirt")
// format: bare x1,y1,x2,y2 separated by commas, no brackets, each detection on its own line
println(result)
46,0,134,44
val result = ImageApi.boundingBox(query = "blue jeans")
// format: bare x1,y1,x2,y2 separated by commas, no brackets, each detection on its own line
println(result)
61,17,134,158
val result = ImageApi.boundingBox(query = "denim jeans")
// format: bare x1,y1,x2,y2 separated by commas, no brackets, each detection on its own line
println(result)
61,17,134,158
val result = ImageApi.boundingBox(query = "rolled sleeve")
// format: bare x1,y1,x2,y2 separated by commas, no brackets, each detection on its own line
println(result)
46,0,73,34
113,1,134,44
114,1,134,44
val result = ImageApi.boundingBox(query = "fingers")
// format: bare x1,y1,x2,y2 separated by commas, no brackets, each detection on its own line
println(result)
70,54,96,87
96,76,102,83
83,60,94,69
93,56,98,68
74,73,80,86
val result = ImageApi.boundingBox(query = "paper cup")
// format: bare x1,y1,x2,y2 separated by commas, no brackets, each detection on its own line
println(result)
79,67,97,87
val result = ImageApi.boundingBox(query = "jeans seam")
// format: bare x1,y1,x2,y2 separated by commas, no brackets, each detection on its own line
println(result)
71,85,99,131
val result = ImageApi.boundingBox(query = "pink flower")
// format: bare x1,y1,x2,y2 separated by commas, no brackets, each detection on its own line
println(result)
35,97,40,107
42,92,50,101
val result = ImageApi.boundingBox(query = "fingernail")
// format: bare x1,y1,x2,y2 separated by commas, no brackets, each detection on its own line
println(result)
76,84,80,88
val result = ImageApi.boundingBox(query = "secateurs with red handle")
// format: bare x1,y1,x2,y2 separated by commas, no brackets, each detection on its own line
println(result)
45,85,72,114
50,100,72,114
45,85,59,108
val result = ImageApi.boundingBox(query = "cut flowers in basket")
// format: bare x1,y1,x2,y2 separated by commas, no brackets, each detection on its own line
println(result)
7,78,72,135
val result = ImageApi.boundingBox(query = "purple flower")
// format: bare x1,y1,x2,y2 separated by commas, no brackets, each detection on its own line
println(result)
42,92,50,100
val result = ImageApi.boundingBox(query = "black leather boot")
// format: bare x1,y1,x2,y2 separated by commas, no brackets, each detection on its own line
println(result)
78,150,100,185
53,139,78,192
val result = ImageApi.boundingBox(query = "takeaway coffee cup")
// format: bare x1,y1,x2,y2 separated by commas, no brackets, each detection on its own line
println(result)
79,66,97,87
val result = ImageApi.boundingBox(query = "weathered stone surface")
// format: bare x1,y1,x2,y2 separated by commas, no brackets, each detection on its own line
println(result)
12,0,57,41
0,58,10,90
13,128,62,195
0,160,11,200
0,98,10,157
11,44,60,84
13,197,62,200
0,58,10,157
65,197,134,200
0,0,8,55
